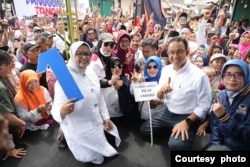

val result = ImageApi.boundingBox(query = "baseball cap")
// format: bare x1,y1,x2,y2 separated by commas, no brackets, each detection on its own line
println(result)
23,42,41,52
0,46,9,51
207,27,220,35
164,24,174,30
33,26,43,32
210,53,229,63
100,33,115,43
180,12,188,18
31,14,37,17
43,32,55,38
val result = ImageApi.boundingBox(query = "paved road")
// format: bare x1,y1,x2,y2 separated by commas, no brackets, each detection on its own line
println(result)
0,117,171,167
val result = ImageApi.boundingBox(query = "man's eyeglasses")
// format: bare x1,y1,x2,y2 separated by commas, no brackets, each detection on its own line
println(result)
223,72,244,79
76,52,91,58
111,64,123,69
147,65,157,69
104,42,115,48
167,49,185,56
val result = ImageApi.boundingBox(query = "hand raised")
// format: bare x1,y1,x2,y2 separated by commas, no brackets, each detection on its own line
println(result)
160,77,173,94
212,95,225,117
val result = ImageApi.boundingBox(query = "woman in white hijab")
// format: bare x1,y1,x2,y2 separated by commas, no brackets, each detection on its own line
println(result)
51,41,120,164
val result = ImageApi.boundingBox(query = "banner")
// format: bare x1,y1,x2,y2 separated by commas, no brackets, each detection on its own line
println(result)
133,81,158,102
13,0,89,21
144,0,166,28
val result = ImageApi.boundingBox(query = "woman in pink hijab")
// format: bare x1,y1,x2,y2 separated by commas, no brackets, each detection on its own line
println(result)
233,31,250,60
112,31,135,76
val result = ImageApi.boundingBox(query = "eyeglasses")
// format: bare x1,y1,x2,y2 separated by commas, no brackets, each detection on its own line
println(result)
223,72,244,79
76,51,91,58
111,64,123,69
147,65,157,69
104,42,115,48
179,18,187,22
167,49,185,56
207,33,215,38
120,39,130,44
88,32,95,35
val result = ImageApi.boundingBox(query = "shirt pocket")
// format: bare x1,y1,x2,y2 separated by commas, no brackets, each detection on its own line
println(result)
172,84,195,102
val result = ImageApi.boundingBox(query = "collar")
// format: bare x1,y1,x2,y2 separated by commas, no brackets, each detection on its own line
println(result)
171,60,189,73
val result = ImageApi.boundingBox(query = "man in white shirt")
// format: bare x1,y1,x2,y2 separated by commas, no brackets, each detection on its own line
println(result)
52,20,70,59
140,37,211,150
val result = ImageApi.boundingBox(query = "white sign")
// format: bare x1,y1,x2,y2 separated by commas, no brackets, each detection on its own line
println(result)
133,82,158,102
13,0,89,21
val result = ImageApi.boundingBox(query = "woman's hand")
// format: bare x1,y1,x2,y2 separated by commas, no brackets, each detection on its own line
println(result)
196,121,209,136
131,69,144,83
212,95,225,117
125,51,133,65
114,80,123,90
60,98,76,119
37,104,47,113
104,119,114,132
109,75,120,85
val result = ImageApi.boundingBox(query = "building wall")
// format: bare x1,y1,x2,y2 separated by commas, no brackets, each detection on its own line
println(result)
232,0,250,21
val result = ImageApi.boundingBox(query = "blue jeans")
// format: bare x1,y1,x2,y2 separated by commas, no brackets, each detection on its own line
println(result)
140,106,198,150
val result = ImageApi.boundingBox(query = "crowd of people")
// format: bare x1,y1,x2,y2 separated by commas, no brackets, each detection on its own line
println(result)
0,2,250,164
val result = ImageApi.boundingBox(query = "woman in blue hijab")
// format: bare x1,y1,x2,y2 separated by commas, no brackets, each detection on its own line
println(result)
193,54,209,68
207,59,250,151
144,56,162,82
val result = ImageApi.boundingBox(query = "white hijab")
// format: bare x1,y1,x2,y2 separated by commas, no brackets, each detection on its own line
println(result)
67,41,91,76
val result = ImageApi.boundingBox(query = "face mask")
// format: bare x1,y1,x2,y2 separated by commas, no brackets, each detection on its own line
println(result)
100,48,110,57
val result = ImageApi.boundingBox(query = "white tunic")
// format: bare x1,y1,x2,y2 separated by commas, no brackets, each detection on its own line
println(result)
51,70,119,164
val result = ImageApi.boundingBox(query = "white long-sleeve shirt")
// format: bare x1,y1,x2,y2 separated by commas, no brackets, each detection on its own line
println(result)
158,61,211,120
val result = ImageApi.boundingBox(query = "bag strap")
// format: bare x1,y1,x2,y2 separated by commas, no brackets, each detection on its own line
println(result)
56,32,71,47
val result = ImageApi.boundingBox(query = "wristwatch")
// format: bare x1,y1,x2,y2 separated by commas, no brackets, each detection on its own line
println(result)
185,118,194,127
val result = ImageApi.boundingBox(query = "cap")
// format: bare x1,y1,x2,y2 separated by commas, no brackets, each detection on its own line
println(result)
31,14,37,17
28,22,34,28
164,24,174,30
207,27,220,35
23,42,40,52
43,32,55,38
0,46,9,51
210,53,229,62
167,30,179,38
180,12,188,18
33,26,43,32
100,33,115,43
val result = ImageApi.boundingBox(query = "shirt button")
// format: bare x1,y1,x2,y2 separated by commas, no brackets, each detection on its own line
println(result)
91,89,94,93
94,104,97,107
